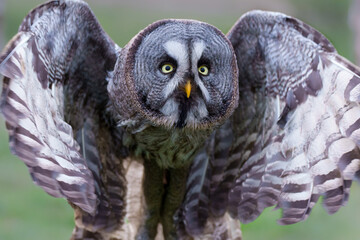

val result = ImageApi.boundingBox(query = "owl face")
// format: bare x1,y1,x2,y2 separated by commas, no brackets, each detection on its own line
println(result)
123,19,239,129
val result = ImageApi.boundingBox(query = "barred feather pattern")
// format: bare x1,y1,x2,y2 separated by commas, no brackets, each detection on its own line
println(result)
72,158,140,240
181,144,212,236
72,118,127,233
0,36,96,212
208,91,265,218
208,120,234,216
223,10,360,224
0,0,120,221
180,131,244,238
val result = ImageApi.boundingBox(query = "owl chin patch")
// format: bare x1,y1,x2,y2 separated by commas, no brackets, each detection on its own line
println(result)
176,98,191,128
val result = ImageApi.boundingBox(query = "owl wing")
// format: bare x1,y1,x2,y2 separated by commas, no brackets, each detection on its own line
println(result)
0,0,127,230
182,10,360,235
223,10,360,224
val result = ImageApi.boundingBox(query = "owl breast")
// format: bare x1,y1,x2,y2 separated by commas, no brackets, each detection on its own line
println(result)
129,126,211,168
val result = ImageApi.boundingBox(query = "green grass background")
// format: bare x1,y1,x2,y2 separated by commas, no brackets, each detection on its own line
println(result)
0,0,359,239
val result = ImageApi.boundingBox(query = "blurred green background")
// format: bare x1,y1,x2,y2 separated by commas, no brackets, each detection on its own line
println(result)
0,0,359,239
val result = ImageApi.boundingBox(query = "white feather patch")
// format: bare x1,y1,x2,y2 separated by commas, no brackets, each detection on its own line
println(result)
164,40,188,63
192,41,205,63
195,78,211,102
162,41,189,98
191,41,211,102
160,98,179,126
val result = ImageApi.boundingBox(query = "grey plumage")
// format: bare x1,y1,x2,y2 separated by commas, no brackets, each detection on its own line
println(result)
1,1,360,239
225,11,360,225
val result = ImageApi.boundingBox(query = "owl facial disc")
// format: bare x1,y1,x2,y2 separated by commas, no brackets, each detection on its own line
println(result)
123,19,239,129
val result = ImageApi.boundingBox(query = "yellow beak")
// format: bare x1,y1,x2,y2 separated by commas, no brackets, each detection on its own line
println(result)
185,80,192,98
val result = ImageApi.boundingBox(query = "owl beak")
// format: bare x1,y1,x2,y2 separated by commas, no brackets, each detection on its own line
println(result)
185,80,192,98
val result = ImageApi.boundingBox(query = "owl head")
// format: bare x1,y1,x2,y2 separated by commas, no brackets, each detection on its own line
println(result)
109,19,239,130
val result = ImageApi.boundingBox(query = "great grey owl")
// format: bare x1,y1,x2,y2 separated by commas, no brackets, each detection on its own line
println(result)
1,0,359,239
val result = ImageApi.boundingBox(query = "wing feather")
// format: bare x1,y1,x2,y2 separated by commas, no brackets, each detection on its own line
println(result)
1,37,97,212
211,10,360,225
0,0,126,232
182,145,212,236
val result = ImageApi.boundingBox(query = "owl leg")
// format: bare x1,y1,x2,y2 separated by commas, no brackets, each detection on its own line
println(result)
161,166,189,239
136,159,164,240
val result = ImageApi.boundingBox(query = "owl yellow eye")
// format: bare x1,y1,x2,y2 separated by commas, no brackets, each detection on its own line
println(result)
161,63,175,74
198,65,209,76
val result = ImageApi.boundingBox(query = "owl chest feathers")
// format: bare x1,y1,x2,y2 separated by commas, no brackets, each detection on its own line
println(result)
128,125,211,168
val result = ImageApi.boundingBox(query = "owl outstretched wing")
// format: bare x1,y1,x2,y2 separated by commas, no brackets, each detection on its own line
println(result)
0,0,127,231
182,10,360,235
225,10,360,224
